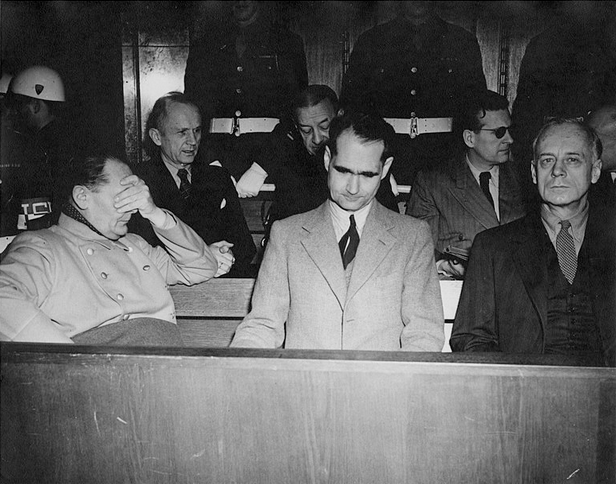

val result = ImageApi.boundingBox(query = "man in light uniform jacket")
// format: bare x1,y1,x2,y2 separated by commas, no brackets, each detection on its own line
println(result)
0,154,222,345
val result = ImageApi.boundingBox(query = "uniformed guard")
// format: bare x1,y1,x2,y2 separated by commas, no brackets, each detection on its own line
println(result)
3,65,72,233
341,1,487,186
184,1,308,192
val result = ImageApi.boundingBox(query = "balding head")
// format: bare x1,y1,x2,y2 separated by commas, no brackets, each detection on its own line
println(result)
588,105,616,172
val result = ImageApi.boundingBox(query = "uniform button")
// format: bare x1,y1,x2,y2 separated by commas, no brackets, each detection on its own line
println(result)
101,272,108,279
122,314,130,321
235,110,242,117
411,67,418,73
237,65,243,72
143,265,150,271
127,246,133,253
87,248,94,255
236,88,242,94
117,294,124,301
380,68,384,73
410,89,417,96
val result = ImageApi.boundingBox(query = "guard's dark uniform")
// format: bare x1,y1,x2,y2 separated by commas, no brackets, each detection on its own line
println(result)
184,13,308,180
341,15,486,185
1,119,72,235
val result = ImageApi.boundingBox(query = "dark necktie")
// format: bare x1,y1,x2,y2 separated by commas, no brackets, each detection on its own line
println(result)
479,171,494,208
339,215,360,269
177,168,191,200
556,219,577,284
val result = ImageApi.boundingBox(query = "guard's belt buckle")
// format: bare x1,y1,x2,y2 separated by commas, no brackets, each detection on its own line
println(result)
235,117,279,136
209,118,235,134
385,116,453,138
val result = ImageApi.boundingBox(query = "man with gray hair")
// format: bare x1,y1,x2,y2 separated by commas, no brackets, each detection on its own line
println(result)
451,118,615,366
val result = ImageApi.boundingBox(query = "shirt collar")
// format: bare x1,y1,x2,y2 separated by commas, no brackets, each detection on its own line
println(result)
465,154,500,187
328,199,372,237
540,201,589,248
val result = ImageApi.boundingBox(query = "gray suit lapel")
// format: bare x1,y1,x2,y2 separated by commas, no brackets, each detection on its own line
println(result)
346,203,396,303
300,204,348,308
450,158,499,229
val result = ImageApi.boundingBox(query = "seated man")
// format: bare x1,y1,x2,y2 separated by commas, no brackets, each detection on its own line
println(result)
230,111,444,351
451,118,615,367
0,154,220,345
237,84,399,245
406,90,527,279
130,92,256,277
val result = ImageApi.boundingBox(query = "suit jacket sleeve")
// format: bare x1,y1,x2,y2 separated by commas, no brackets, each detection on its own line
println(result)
449,231,501,352
400,219,445,351
406,171,441,255
229,220,289,348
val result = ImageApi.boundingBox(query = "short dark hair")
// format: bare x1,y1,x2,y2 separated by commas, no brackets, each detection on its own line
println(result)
292,85,339,120
68,153,127,193
459,89,510,133
143,92,200,158
327,111,395,163
532,117,603,163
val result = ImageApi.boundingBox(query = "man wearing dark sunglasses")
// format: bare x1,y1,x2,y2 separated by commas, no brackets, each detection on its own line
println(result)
407,90,527,279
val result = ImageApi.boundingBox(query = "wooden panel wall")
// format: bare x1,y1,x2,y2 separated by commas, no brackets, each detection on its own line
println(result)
2,345,615,483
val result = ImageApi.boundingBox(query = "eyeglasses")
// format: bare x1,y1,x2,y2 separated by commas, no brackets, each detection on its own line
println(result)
479,125,514,139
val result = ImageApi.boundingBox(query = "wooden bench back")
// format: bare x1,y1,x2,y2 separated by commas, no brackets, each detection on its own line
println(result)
169,278,460,350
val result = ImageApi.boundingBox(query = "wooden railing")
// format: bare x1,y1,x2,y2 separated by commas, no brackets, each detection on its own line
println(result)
2,343,614,483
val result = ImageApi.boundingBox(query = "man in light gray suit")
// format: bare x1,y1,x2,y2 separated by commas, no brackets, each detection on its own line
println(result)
406,90,527,279
231,112,444,350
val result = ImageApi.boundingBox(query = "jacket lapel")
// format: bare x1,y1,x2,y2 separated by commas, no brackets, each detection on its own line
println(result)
449,156,499,229
300,203,348,308
346,203,396,303
511,213,548,334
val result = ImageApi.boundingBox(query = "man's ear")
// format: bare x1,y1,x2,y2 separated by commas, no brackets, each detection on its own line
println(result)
381,156,393,180
323,145,332,172
591,158,602,184
72,185,89,210
463,129,475,149
530,161,537,185
149,128,162,147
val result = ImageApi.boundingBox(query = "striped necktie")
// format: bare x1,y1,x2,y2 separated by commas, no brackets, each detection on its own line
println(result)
556,219,577,284
177,168,191,200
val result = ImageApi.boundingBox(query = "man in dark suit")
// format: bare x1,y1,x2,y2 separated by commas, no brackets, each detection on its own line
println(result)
406,90,527,279
230,111,444,350
129,92,256,277
451,118,615,367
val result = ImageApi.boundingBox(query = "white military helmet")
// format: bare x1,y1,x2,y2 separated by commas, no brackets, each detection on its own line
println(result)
10,65,65,102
